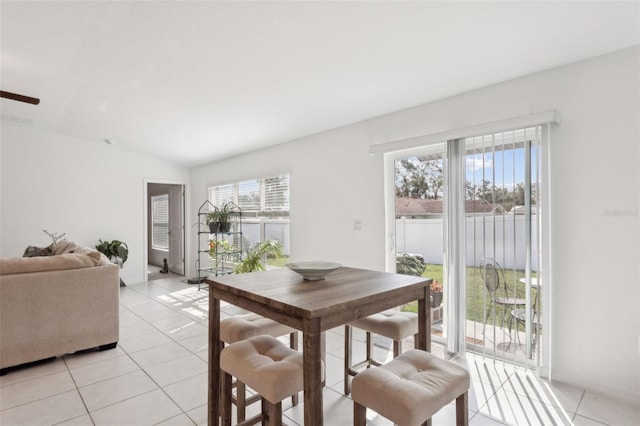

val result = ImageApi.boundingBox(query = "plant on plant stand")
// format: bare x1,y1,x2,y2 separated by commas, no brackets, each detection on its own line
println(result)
95,239,129,287
216,201,236,233
205,208,221,233
208,239,233,260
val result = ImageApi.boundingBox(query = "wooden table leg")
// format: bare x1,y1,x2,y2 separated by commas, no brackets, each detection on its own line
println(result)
208,293,221,426
303,318,323,426
418,285,431,352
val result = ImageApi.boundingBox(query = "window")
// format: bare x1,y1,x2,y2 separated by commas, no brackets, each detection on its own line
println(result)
151,194,169,250
208,174,290,263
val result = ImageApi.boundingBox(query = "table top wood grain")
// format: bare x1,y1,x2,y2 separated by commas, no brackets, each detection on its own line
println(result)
207,266,430,330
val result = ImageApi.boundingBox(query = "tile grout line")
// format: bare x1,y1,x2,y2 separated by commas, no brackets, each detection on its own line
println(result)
59,356,95,426
119,286,208,424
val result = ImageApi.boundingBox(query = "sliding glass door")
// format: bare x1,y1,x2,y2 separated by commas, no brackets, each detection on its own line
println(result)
461,127,541,364
386,126,542,365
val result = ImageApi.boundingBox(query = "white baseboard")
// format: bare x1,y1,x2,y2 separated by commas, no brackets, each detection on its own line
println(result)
551,370,640,407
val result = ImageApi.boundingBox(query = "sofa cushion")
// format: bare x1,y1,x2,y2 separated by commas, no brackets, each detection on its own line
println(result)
0,253,102,275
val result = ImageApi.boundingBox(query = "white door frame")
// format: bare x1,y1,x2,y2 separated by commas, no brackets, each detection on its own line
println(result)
143,178,189,280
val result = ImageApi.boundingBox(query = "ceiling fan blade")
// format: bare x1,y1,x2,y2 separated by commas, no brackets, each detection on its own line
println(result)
0,90,40,105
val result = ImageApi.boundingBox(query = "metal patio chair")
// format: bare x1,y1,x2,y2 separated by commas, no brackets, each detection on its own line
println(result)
481,258,525,334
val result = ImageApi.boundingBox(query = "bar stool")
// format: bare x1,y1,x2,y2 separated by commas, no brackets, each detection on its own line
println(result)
351,349,470,426
220,313,298,423
344,309,418,394
220,335,311,426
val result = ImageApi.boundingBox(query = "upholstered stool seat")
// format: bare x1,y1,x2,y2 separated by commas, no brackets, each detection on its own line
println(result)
221,313,296,343
344,309,419,394
220,314,298,423
351,349,470,426
220,335,313,426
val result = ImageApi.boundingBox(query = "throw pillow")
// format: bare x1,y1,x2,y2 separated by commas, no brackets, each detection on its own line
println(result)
22,245,54,257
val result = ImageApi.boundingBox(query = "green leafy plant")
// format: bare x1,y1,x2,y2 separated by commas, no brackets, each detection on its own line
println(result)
396,254,426,276
95,239,129,268
205,208,220,225
208,239,233,260
217,201,237,232
234,240,284,274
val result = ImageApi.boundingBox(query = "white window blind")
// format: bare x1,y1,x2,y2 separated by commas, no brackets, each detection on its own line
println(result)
151,194,169,250
370,110,559,154
208,174,290,216
208,174,291,260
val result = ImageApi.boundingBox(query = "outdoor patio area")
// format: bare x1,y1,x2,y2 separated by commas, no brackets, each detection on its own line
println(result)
1,277,636,426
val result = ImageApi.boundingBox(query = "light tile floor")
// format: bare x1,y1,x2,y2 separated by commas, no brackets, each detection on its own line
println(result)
1,277,638,426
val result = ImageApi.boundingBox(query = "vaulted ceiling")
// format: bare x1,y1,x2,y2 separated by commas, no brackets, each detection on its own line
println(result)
1,1,638,167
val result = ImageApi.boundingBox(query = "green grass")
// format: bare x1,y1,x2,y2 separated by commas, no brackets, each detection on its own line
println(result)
402,264,537,326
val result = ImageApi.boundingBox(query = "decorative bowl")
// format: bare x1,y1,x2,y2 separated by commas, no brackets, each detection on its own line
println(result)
285,261,341,281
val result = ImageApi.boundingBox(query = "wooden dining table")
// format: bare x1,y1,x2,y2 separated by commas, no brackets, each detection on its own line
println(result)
206,266,432,426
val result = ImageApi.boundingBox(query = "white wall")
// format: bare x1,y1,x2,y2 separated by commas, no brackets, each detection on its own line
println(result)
191,122,385,271
191,46,639,402
0,125,190,284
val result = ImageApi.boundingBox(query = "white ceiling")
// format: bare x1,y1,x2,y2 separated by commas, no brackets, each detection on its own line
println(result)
1,1,638,167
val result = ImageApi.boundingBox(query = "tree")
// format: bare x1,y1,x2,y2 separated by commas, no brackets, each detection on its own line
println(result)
395,157,443,199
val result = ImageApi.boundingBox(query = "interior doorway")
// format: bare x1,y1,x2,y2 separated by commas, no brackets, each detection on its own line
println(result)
147,182,185,281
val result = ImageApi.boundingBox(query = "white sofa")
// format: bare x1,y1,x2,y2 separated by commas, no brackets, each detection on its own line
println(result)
0,241,120,373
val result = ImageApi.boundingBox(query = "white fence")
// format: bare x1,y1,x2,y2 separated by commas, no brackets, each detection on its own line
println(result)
396,215,539,271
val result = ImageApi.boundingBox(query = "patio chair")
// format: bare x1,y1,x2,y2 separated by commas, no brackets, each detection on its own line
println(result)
481,258,525,334
508,308,542,351
509,284,542,351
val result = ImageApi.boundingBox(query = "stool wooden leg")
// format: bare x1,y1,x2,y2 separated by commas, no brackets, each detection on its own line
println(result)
456,391,469,426
393,339,402,357
290,331,299,406
219,341,226,421
261,398,267,426
221,371,232,426
353,401,367,426
344,325,353,395
263,399,282,426
237,381,246,422
365,331,372,367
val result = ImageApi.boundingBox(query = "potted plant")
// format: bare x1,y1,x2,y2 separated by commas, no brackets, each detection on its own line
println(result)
95,239,129,286
234,239,283,273
208,238,233,261
396,253,443,307
430,280,443,307
95,239,129,267
217,201,236,233
206,208,221,233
